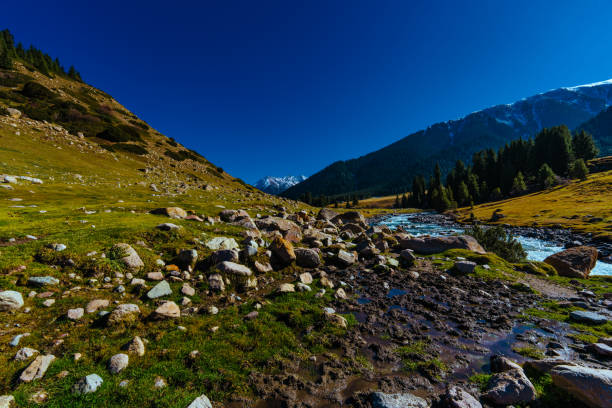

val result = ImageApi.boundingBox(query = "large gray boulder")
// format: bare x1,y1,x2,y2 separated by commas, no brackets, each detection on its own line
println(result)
73,374,103,394
482,368,536,405
544,246,598,278
187,394,213,408
19,354,56,382
442,386,482,408
400,235,485,255
551,365,612,408
255,217,302,242
317,208,339,221
205,237,238,250
0,290,24,311
371,391,429,408
147,280,172,299
295,248,321,268
111,243,144,271
570,310,608,325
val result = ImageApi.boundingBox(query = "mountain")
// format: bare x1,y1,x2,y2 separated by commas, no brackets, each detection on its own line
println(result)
283,79,612,199
254,175,307,194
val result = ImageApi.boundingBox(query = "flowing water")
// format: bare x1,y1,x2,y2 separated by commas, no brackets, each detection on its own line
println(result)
377,212,612,276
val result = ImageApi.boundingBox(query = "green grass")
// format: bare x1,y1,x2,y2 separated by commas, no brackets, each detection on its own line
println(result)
513,346,545,360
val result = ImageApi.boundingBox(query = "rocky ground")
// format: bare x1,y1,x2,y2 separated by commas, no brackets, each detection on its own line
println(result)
1,204,611,408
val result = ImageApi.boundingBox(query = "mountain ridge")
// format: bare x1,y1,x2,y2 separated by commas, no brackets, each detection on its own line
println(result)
283,79,612,199
254,175,307,195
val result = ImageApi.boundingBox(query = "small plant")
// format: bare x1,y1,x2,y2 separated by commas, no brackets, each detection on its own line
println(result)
465,224,526,262
513,346,545,359
469,373,492,391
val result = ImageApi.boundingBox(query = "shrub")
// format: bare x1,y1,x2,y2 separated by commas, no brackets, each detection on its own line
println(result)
537,164,556,188
21,81,56,100
96,124,142,143
465,224,527,262
104,143,149,155
569,159,589,180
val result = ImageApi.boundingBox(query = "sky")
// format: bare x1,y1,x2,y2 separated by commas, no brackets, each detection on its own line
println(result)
3,1,612,183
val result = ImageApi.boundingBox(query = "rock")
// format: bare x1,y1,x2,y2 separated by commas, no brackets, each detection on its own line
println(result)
147,280,172,299
181,283,195,296
108,353,129,374
156,222,180,231
187,394,213,408
482,368,536,405
42,299,55,307
111,243,144,271
153,301,180,319
590,342,612,357
14,347,38,361
371,391,429,408
67,307,84,321
544,246,598,278
153,376,167,388
216,261,253,277
551,365,612,408
151,207,187,219
337,250,356,266
28,276,60,287
326,313,348,328
490,355,522,373
317,208,339,221
570,310,608,325
208,274,225,292
19,354,56,382
278,283,295,293
124,336,145,356
73,374,103,394
400,249,416,266
209,249,239,264
454,261,477,274
245,311,259,320
270,237,296,264
254,261,273,273
205,237,239,250
174,249,198,269
299,272,313,284
86,299,109,313
523,359,576,374
401,235,485,255
295,248,321,267
255,217,302,242
335,288,347,299
296,283,311,292
0,290,24,311
0,395,15,408
107,304,141,325
332,211,366,226
48,243,66,251
147,271,164,281
6,107,21,118
442,386,482,408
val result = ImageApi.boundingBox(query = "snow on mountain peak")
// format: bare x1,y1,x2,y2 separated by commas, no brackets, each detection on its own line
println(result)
254,175,307,195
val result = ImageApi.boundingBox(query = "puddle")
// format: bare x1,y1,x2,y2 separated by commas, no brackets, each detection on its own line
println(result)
387,288,407,297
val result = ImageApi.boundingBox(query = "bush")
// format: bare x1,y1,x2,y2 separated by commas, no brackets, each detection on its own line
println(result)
537,164,556,188
465,224,527,262
21,81,56,100
569,159,589,180
104,143,149,155
96,124,142,143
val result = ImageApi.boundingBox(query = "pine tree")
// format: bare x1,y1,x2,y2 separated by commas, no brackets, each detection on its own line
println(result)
456,181,469,207
572,130,599,161
394,195,400,209
511,171,527,195
569,159,589,180
352,196,359,207
401,194,408,208
0,49,12,69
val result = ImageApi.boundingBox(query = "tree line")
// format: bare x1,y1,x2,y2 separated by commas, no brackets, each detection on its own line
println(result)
402,125,598,211
0,29,82,81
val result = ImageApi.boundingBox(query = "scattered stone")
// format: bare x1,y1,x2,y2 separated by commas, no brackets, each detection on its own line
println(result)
590,342,612,357
279,283,295,293
295,248,321,267
156,223,180,231
299,272,313,284
0,395,15,408
245,311,259,320
28,276,60,287
86,299,109,314
67,307,84,321
147,271,164,281
399,249,416,266
153,301,180,319
153,376,167,388
544,246,598,278
147,280,172,299
335,288,347,299
14,347,38,361
107,304,141,325
205,237,239,250
370,391,428,408
181,283,195,296
19,354,56,382
0,290,24,311
570,310,608,325
73,374,103,394
208,274,225,292
42,299,55,307
454,260,476,274
108,353,129,374
442,386,482,408
270,237,296,264
151,207,187,219
124,336,146,356
111,243,144,271
175,249,198,269
187,394,213,408
482,368,536,405
551,365,612,408
48,243,66,251
401,235,485,255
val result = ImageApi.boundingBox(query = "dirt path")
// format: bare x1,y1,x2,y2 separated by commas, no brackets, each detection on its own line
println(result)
518,275,577,299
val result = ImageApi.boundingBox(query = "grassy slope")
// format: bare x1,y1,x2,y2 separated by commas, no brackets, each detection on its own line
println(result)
454,170,612,241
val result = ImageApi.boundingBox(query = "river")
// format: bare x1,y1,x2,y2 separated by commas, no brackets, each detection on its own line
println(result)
376,212,612,276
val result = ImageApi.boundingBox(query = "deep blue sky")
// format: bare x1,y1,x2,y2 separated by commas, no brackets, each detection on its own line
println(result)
4,1,612,183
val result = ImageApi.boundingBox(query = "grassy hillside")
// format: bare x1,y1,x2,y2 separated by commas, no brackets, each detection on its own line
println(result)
455,170,612,241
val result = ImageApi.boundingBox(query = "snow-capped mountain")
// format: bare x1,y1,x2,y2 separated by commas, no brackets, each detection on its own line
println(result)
254,175,307,195
283,78,612,199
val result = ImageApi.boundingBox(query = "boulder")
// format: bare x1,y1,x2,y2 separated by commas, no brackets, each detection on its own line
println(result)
19,354,56,382
208,273,225,292
454,261,477,274
295,248,321,268
332,211,366,226
570,310,608,325
111,243,144,271
544,246,598,278
317,208,339,221
187,395,213,408
107,304,141,325
216,261,256,290
156,223,180,231
151,207,187,219
270,237,296,264
209,249,239,264
299,272,313,284
279,283,295,293
0,395,15,408
124,336,145,356
482,368,536,405
72,374,103,394
370,391,429,408
153,301,180,319
590,343,612,357
401,235,485,255
6,107,21,119
174,249,198,269
108,353,129,374
205,237,239,250
147,280,172,299
255,217,302,242
399,249,416,266
27,276,59,287
86,299,109,314
14,347,38,361
442,386,482,408
337,250,356,266
551,365,612,408
0,290,24,311
67,308,84,321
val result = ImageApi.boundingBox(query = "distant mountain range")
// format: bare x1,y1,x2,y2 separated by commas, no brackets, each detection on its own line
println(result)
283,79,612,199
254,175,307,195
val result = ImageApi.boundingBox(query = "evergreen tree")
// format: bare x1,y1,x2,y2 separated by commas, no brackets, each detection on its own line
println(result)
533,126,574,175
572,130,599,161
569,159,589,180
394,195,400,209
401,194,408,208
455,181,469,207
511,171,527,195
352,196,359,207
0,49,12,69
537,164,556,188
